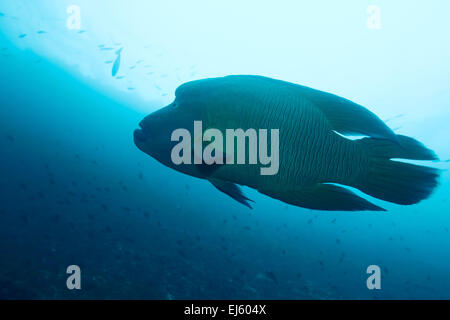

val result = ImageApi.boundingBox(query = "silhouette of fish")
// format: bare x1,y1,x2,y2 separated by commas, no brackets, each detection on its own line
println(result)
112,47,123,77
134,75,440,211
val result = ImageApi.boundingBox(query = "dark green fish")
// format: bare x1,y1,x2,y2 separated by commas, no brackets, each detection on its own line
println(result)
134,75,440,211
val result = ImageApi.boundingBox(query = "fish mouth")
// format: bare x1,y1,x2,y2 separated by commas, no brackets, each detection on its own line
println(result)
134,122,148,144
134,128,147,143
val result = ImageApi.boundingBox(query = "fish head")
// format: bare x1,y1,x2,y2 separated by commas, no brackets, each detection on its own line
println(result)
134,100,204,177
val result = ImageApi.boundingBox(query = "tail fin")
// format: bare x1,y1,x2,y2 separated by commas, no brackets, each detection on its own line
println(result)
356,135,440,205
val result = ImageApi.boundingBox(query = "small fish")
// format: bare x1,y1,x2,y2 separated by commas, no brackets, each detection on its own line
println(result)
256,271,278,284
78,30,86,34
385,113,405,123
18,34,27,38
104,60,113,64
37,30,47,34
112,47,123,77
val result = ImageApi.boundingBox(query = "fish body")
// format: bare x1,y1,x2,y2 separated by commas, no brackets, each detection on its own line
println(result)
111,47,123,77
134,75,439,211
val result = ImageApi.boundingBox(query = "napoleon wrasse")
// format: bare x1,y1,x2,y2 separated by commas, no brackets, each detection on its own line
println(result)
134,75,440,211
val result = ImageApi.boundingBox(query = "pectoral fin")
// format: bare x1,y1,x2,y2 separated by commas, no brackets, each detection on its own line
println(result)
259,183,386,211
209,178,254,209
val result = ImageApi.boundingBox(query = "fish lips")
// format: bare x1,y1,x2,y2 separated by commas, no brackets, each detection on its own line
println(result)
134,128,147,143
133,122,149,149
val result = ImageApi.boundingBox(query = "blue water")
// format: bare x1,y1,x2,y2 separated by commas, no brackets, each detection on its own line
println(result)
0,1,449,299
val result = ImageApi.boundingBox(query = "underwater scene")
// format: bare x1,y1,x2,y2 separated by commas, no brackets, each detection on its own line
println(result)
0,1,449,300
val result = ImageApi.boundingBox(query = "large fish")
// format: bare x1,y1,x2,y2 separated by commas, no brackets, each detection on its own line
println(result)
134,75,440,211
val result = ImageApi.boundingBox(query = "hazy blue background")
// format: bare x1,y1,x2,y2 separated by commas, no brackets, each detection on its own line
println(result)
0,0,449,299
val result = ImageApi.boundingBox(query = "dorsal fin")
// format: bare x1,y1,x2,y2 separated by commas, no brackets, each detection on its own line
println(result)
294,85,397,141
223,75,398,141
174,75,397,141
